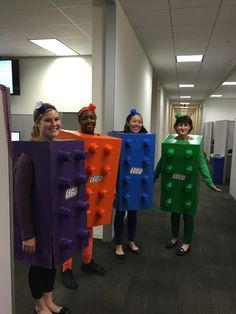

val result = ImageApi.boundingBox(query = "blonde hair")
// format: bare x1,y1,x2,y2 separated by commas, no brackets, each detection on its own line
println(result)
31,108,57,140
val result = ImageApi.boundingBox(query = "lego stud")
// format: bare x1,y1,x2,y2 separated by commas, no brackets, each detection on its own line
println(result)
143,138,150,147
142,157,150,166
59,238,73,249
74,149,88,160
88,142,99,153
141,193,148,202
103,144,113,155
98,189,108,198
76,200,89,211
123,175,131,184
58,177,71,189
75,174,87,184
185,149,193,158
125,138,133,148
87,209,92,216
86,165,96,176
165,164,173,174
142,175,149,184
185,183,193,192
165,182,173,190
58,207,71,218
165,198,172,207
77,228,90,239
124,156,132,165
167,148,175,158
184,166,193,174
184,200,192,210
123,193,130,202
86,188,94,199
101,166,111,175
96,207,106,218
57,151,71,162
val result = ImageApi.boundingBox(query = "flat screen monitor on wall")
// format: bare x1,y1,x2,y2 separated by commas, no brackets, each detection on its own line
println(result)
0,59,20,95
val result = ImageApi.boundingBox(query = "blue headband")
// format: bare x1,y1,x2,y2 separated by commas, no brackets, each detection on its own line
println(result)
126,108,142,122
33,101,56,122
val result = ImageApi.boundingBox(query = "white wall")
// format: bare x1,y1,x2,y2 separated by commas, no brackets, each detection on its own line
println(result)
203,98,236,122
114,1,153,131
11,56,92,115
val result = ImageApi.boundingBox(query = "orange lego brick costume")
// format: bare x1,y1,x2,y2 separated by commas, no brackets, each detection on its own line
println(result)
58,121,121,276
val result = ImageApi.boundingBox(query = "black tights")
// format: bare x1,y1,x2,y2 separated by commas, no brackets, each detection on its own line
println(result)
28,265,56,299
114,210,137,245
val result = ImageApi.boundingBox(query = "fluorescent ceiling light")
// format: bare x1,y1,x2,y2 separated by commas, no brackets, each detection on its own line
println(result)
210,94,222,98
176,55,203,62
179,84,194,88
180,96,191,99
180,102,190,105
29,39,78,56
222,81,236,85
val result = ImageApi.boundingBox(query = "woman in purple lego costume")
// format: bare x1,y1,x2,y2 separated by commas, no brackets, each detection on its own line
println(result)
154,114,221,256
114,108,148,259
15,102,70,314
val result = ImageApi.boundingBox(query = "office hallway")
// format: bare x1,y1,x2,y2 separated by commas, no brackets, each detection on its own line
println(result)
15,180,236,314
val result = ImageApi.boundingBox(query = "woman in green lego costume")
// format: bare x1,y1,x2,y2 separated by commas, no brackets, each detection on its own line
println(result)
154,114,221,256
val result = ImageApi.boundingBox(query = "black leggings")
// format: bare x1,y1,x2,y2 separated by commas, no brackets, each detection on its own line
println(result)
28,265,56,299
114,210,137,245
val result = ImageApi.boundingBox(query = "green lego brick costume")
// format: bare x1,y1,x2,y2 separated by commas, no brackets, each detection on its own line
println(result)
154,134,216,244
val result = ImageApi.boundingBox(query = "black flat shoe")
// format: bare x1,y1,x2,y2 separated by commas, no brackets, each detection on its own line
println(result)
52,306,71,314
127,245,141,254
176,246,191,256
165,240,178,249
80,260,106,275
114,252,126,260
61,269,78,290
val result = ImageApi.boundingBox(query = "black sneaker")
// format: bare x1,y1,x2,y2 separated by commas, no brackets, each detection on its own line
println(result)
80,260,106,275
61,269,78,290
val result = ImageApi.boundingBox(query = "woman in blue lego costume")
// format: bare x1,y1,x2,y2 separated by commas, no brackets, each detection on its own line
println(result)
15,102,71,314
154,114,221,256
114,108,148,259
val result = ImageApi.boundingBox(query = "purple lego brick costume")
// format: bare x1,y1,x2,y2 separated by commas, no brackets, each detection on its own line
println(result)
13,140,89,269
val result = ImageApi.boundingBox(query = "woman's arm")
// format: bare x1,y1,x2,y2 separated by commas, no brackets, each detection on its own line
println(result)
15,154,36,243
199,148,221,192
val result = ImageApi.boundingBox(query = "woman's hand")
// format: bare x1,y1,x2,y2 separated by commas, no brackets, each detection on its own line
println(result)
22,237,36,255
214,186,222,192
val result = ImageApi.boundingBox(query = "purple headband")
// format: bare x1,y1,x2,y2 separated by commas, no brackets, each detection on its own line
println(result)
33,101,56,123
126,108,142,122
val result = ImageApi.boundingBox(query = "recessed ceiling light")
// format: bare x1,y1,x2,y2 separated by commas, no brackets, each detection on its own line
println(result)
29,39,78,56
222,81,236,85
176,55,203,62
210,95,222,98
180,96,191,99
179,84,194,88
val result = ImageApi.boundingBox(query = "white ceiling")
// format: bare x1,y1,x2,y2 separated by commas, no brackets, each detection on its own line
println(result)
1,0,236,103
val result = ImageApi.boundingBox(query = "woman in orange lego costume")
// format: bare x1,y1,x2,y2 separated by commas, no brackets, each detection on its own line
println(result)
114,108,148,259
61,103,106,290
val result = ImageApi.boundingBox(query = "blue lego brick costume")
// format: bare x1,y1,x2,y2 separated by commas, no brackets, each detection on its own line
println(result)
109,132,155,211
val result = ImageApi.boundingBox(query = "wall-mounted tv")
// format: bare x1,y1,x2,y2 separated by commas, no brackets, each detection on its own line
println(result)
0,59,20,95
